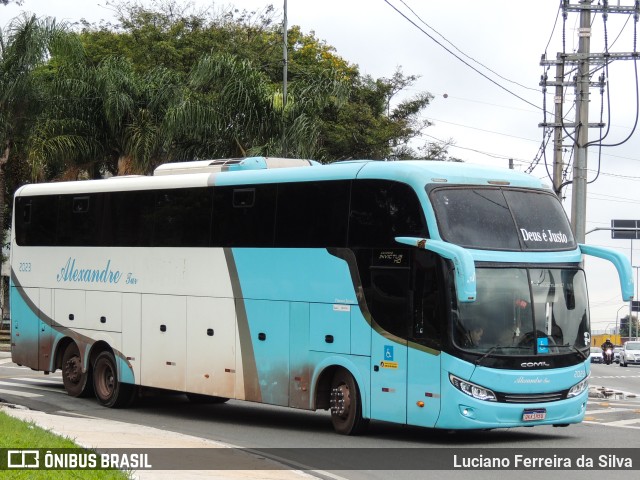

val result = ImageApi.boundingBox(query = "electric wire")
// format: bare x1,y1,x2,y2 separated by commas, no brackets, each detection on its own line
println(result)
396,0,538,92
382,0,543,111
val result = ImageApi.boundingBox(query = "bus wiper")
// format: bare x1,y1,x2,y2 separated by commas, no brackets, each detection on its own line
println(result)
560,344,588,360
475,345,503,365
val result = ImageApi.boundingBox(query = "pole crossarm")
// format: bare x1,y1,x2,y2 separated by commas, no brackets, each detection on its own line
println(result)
562,2,640,14
541,52,640,65
539,122,605,128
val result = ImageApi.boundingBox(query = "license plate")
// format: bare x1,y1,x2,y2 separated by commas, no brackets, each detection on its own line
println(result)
522,408,546,421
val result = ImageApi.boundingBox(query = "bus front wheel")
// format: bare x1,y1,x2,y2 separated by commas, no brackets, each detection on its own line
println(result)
329,369,369,435
61,342,92,397
93,351,134,408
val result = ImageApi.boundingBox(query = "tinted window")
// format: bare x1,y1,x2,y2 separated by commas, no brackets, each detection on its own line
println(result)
104,190,155,246
430,187,576,251
153,188,212,247
57,194,104,246
504,190,575,250
213,185,277,247
431,188,520,250
276,181,350,247
15,196,58,246
349,180,427,247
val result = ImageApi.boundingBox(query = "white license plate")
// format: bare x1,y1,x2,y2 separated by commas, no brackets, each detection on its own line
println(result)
522,409,546,421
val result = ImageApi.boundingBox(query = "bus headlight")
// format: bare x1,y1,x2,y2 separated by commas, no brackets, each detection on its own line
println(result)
567,377,589,398
449,374,497,402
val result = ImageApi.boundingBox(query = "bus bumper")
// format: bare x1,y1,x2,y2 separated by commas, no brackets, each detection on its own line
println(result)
435,381,588,430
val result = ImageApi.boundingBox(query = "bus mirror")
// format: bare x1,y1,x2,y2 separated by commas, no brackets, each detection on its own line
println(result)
395,237,476,303
579,244,634,301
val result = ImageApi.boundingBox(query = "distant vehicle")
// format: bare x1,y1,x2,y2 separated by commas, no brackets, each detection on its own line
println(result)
614,347,623,363
619,342,640,367
590,347,604,364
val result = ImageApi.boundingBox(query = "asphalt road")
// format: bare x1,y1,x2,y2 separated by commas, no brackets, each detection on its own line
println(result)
2,357,640,480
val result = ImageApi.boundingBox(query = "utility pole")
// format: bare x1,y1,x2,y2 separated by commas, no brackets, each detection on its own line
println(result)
552,53,565,196
540,0,640,243
571,1,592,244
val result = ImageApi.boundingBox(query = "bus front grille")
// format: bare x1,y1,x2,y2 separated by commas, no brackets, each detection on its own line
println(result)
497,391,568,403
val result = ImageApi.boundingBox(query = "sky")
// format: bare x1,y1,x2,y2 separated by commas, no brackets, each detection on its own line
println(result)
3,0,640,333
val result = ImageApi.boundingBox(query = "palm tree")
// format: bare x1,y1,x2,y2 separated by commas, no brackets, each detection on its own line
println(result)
0,14,78,233
28,54,180,178
165,52,348,161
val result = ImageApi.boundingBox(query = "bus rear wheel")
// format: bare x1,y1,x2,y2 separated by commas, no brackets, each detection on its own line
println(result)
61,343,92,397
329,369,369,435
93,351,134,408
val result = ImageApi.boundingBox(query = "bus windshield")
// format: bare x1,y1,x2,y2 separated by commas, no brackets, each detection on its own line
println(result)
453,267,589,355
430,187,576,251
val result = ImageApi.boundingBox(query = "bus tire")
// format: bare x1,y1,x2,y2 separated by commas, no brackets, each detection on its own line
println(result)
93,351,134,408
329,369,369,435
61,342,93,398
186,393,230,404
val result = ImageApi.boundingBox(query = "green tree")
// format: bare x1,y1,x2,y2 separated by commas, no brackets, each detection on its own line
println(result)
28,53,181,178
79,1,432,163
319,69,433,160
0,14,79,231
165,52,347,161
620,315,640,338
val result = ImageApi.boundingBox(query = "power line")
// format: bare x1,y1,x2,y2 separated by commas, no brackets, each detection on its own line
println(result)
395,0,538,93
382,0,543,111
425,117,540,143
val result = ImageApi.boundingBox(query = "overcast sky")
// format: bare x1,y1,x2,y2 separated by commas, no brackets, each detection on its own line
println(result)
3,0,640,332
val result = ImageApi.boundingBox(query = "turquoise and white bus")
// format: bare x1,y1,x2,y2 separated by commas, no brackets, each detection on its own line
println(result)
9,158,633,434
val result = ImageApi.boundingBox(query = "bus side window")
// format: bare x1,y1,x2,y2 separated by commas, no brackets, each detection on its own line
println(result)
349,179,427,248
57,194,103,246
153,188,212,247
212,185,276,247
275,181,350,247
107,191,154,246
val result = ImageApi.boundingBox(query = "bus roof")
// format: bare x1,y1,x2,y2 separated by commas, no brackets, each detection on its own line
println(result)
14,159,550,197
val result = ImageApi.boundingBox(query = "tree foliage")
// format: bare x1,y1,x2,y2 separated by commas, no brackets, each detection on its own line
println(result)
620,315,640,338
3,0,441,189
1,13,81,231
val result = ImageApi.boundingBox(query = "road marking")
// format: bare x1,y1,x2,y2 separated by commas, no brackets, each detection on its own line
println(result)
586,407,633,415
583,420,640,430
13,377,62,385
605,418,640,427
0,380,65,394
0,387,42,398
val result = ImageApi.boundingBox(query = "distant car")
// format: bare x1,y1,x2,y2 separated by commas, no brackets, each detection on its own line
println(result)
590,347,603,364
619,341,640,367
614,347,623,363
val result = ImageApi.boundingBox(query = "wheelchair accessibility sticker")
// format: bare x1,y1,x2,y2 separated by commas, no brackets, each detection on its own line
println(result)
384,345,394,361
537,337,549,354
381,345,399,369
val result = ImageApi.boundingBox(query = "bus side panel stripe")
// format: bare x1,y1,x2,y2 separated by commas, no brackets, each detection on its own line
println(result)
223,248,262,403
10,269,135,384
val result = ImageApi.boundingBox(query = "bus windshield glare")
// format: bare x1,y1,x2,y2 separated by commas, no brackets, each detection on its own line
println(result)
453,267,590,355
430,187,576,251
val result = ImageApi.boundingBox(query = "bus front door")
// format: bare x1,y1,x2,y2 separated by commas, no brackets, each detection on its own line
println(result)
368,259,409,425
370,334,408,424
